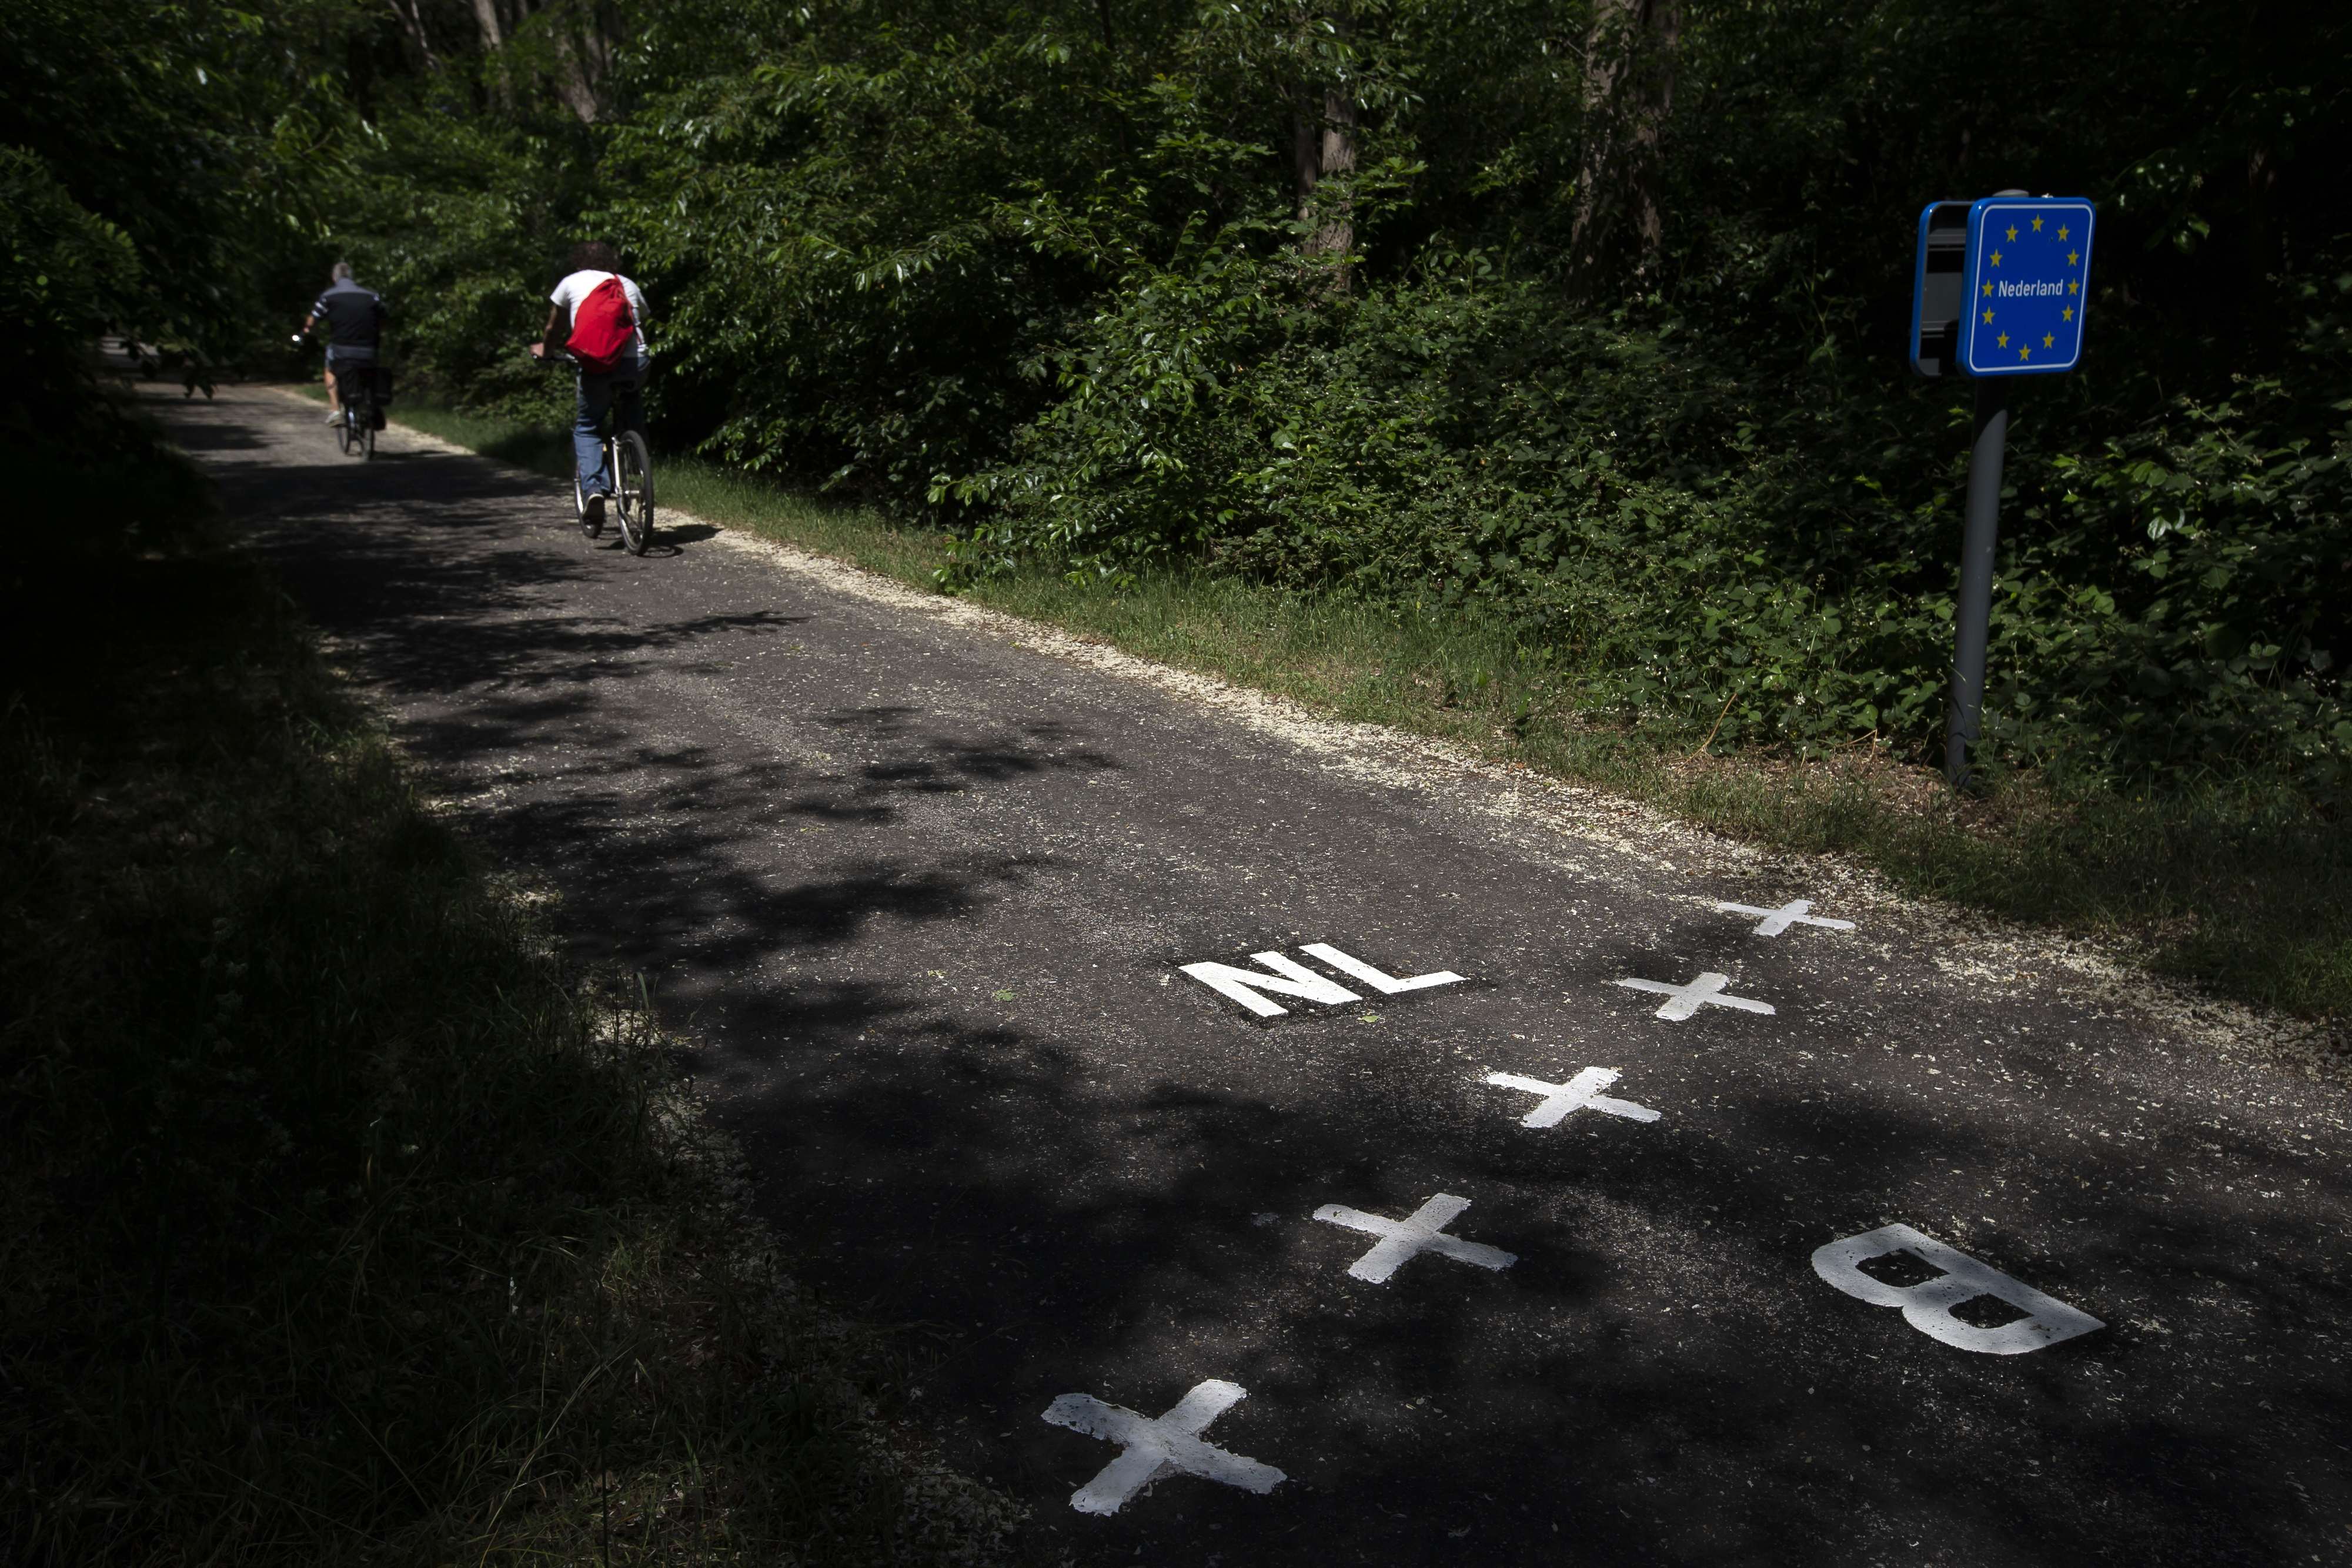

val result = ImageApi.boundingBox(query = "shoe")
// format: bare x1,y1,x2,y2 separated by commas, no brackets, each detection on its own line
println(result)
582,492,607,537
325,412,342,425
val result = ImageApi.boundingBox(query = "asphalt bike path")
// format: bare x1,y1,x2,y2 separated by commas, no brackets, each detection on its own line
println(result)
156,384,2350,1566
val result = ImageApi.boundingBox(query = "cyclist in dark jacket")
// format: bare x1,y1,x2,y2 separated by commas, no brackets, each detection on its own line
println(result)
299,262,386,426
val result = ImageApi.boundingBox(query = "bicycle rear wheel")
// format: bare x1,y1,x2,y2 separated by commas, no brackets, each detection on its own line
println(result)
614,429,654,556
358,394,376,460
335,408,355,456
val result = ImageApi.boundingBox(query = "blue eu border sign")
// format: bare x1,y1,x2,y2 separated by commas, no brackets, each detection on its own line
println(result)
1907,192,2097,788
1957,198,2094,377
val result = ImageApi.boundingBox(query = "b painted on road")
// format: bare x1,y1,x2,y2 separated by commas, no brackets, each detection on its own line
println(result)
1812,1223,2103,1355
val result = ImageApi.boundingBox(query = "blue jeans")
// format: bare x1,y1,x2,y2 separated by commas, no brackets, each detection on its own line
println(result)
573,358,646,493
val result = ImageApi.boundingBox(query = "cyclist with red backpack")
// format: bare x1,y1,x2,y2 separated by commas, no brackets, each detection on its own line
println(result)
530,240,649,536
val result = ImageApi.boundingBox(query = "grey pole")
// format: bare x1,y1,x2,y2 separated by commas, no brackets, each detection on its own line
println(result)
1945,375,2010,787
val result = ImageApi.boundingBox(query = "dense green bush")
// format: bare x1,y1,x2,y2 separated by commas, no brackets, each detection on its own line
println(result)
0,147,142,383
343,108,590,423
600,0,1214,492
0,0,357,381
64,0,2334,791
953,235,2349,781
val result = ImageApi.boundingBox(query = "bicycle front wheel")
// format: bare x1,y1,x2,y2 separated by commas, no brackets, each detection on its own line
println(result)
614,430,654,556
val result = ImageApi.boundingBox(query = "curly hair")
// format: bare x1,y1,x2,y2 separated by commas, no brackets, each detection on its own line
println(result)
566,240,620,274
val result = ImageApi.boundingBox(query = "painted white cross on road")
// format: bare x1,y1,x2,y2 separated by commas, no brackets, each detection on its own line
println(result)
1613,970,1775,1022
1484,1066,1660,1129
1041,1379,1285,1515
1312,1192,1517,1283
1715,898,1855,937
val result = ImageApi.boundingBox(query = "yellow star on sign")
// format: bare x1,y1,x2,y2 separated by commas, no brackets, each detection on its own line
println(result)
2063,306,2075,320
1992,250,2003,266
1983,283,1994,297
1982,309,1995,324
2068,279,2079,294
2006,225,2019,242
2068,249,2080,265
2020,346,2032,360
2043,333,2055,347
2059,224,2070,240
2032,216,2044,232
1996,332,2009,347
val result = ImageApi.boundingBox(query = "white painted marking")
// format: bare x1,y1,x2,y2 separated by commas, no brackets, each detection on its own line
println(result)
1312,1192,1517,1283
1179,952,1360,1018
1715,898,1855,937
1484,1066,1659,1128
1298,942,1465,995
1613,971,1775,1021
1041,1379,1285,1514
1811,1223,2103,1355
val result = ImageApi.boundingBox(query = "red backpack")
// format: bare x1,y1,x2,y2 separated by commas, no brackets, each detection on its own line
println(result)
568,275,636,372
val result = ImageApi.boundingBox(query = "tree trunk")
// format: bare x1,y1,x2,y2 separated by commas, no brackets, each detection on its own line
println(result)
469,0,507,50
1569,0,1680,297
551,1,623,123
551,12,611,124
388,0,440,70
467,0,511,109
1293,90,1322,220
1312,82,1358,260
1290,12,1357,287
2240,143,2281,366
471,0,617,124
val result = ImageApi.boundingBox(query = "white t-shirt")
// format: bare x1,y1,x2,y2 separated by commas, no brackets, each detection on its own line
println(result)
549,270,649,359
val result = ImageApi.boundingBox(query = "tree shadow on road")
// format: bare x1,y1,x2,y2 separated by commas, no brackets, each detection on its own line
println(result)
156,390,2350,1568
704,984,2347,1566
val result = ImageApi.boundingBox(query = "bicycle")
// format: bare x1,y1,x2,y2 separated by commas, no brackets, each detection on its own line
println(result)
293,333,381,459
335,364,379,460
533,344,654,556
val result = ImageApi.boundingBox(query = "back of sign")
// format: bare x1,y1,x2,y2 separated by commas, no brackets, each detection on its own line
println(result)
1909,201,1972,378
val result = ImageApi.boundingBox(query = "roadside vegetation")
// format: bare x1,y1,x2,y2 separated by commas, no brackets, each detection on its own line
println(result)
0,3,2338,1552
379,393,2352,1026
8,2,2343,1027
335,0,2352,793
1,11,1020,1557
0,402,1020,1560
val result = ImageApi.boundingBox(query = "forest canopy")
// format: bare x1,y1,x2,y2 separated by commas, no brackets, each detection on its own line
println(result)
6,0,2348,787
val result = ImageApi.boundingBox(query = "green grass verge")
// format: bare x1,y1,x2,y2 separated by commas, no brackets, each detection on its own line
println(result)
1,402,1018,1563
376,396,2350,1028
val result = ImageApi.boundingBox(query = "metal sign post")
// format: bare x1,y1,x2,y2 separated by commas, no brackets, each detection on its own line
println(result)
1910,192,2097,788
1947,378,2010,783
